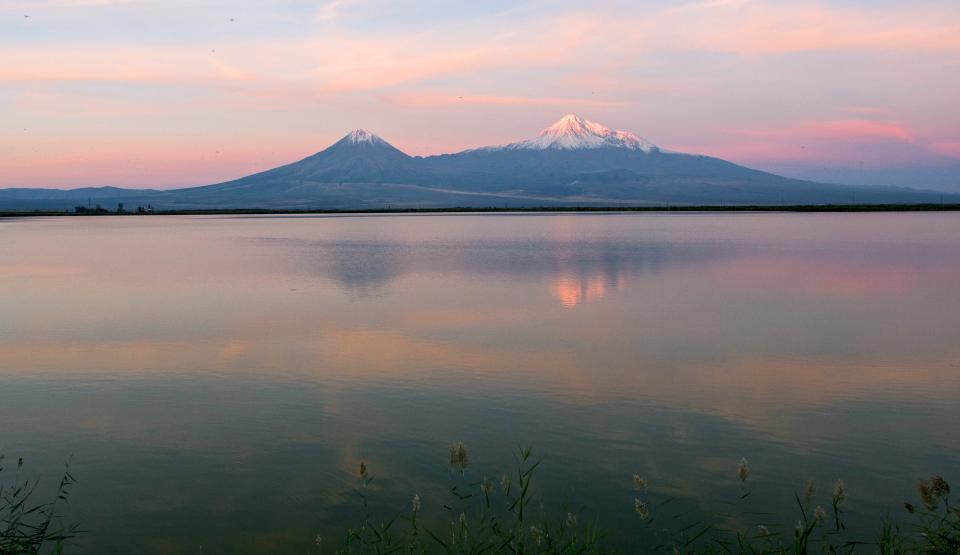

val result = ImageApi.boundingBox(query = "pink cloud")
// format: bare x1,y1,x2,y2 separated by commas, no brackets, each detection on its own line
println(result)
927,143,960,159
0,45,257,84
381,91,618,109
658,1,960,54
8,2,954,89
728,119,916,144
0,141,308,188
662,118,949,166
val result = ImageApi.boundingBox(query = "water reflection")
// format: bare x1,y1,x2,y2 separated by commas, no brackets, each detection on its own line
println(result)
250,235,740,310
550,275,611,307
241,216,960,309
1,213,959,554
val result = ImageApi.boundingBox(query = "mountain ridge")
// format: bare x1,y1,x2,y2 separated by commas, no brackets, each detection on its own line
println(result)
2,115,958,210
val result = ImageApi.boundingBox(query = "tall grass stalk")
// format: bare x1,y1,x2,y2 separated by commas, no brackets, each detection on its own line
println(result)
0,454,79,555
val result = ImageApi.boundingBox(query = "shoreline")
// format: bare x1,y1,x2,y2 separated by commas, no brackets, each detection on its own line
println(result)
3,203,960,218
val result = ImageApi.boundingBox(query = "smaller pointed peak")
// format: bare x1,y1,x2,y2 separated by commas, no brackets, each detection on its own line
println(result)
344,129,382,144
324,128,410,157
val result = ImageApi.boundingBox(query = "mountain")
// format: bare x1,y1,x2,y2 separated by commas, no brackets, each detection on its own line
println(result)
416,116,952,205
151,129,437,209
189,129,419,188
2,115,958,210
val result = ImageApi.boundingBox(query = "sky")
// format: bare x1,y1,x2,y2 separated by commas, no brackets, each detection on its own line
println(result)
1,0,959,190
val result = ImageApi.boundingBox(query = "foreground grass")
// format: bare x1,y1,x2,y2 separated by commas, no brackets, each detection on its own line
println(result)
2,448,956,554
330,446,958,555
0,455,78,555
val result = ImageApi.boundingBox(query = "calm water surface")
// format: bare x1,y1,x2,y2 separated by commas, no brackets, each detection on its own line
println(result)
1,213,959,553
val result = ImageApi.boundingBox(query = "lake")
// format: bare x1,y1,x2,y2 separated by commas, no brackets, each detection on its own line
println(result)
1,212,959,553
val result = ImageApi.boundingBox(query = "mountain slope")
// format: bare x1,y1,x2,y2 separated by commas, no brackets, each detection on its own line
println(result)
193,129,418,189
416,117,864,203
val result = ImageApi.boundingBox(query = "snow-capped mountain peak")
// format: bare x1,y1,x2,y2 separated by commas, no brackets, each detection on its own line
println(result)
343,129,388,146
490,114,657,152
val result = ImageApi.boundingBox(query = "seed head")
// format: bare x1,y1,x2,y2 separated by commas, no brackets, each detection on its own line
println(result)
359,461,367,478
480,477,493,496
918,479,938,510
931,475,950,498
633,473,648,490
757,524,769,536
738,458,750,483
412,494,421,513
814,505,826,524
634,498,650,520
904,502,915,513
804,479,816,502
448,442,469,469
566,512,577,528
500,473,511,492
832,479,846,505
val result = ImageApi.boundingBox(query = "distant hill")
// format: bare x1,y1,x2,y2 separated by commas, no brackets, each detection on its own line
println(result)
3,115,958,210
